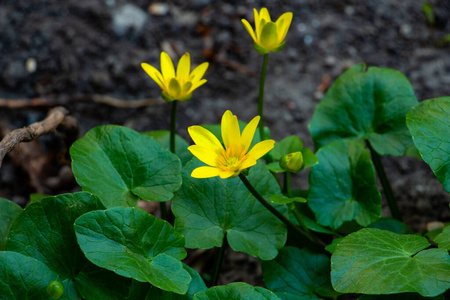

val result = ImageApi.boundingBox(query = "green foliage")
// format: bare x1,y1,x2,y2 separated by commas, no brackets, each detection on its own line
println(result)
309,63,418,156
194,282,279,300
331,228,450,297
70,125,182,207
261,247,335,299
74,206,190,294
143,130,193,165
0,198,22,250
173,159,287,260
407,97,450,193
434,225,450,250
308,140,381,229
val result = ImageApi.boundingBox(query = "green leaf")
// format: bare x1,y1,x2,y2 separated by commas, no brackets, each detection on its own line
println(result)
261,247,332,300
300,148,319,169
359,293,445,300
309,63,418,156
271,136,303,160
434,225,450,250
308,140,381,229
74,207,190,294
70,125,182,207
193,282,279,300
173,159,287,260
75,263,132,300
270,194,307,204
144,264,207,299
331,228,450,297
406,97,450,193
6,192,105,280
0,251,60,299
325,238,343,254
0,198,22,250
368,218,413,234
143,130,193,165
266,162,286,173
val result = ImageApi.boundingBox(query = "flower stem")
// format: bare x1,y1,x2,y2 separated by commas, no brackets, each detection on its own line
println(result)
170,100,178,153
285,172,313,237
257,53,269,141
366,141,402,221
239,173,321,248
210,234,227,287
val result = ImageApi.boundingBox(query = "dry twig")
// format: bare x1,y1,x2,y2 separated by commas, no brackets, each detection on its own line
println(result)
0,106,69,167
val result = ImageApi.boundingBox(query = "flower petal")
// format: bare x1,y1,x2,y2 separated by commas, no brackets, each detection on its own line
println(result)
260,22,278,50
168,78,181,98
187,145,219,167
276,12,293,42
161,52,175,80
260,7,271,22
219,169,235,179
189,79,207,93
188,125,223,152
190,62,209,82
191,166,221,178
176,53,190,81
254,8,261,38
141,63,165,90
221,110,241,149
247,139,275,160
240,157,257,170
241,19,257,42
241,115,260,153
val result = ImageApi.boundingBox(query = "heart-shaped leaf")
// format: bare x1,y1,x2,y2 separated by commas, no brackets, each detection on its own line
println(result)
331,228,450,297
144,263,207,299
173,159,287,260
309,63,418,156
0,198,22,250
271,136,303,160
70,125,182,207
406,97,450,192
368,218,412,234
143,130,193,165
358,294,445,300
261,247,333,299
308,140,381,229
0,251,60,299
74,207,190,294
193,282,279,300
7,192,105,279
434,225,450,251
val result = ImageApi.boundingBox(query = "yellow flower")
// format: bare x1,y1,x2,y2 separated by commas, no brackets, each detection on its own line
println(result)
241,8,293,54
141,52,209,102
188,110,275,179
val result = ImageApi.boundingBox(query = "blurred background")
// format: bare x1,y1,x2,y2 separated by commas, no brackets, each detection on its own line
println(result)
0,0,449,284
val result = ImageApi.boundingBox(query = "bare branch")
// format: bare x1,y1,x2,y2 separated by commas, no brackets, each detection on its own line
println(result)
0,106,69,167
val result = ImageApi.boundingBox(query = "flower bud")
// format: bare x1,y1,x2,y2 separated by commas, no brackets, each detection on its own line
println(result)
47,281,64,299
280,151,303,173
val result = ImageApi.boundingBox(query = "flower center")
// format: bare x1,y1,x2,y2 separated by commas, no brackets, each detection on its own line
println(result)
217,144,246,172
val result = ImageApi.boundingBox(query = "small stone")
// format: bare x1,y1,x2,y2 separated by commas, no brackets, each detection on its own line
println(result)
25,57,37,73
148,3,170,16
111,4,148,37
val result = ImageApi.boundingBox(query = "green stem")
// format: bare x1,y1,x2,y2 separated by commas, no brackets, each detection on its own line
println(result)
159,202,167,221
239,173,321,247
170,100,178,153
367,141,402,221
285,172,292,197
285,172,313,237
210,234,227,287
257,53,269,141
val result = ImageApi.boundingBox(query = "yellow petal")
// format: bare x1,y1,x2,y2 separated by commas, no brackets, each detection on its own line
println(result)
241,19,257,42
188,125,223,152
219,169,235,179
168,78,181,97
254,8,261,38
190,79,207,93
221,110,241,149
241,115,260,153
187,145,219,167
247,139,275,160
260,7,271,22
240,157,257,170
191,166,221,178
141,63,165,90
190,63,209,83
160,52,175,80
260,22,278,49
176,53,190,81
276,12,293,42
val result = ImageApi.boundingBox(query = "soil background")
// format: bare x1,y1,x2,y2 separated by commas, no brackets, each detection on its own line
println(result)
1,0,450,288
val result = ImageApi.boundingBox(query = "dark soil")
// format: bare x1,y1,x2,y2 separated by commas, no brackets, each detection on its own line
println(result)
1,0,449,288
